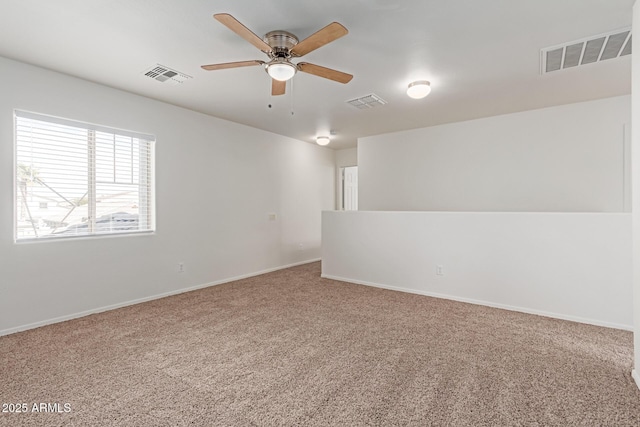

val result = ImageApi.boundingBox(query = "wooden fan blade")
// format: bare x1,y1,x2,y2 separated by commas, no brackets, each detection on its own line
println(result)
290,22,348,57
272,79,286,96
297,62,353,84
201,60,264,71
214,13,272,53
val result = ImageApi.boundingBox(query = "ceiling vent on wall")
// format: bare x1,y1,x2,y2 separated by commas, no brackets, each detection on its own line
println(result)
541,28,632,74
346,93,387,110
142,64,192,85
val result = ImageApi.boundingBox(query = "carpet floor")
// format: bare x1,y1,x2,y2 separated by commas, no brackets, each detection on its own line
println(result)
1,261,639,426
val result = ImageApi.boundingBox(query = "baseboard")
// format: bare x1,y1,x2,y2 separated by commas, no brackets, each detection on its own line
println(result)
1,258,321,337
633,370,640,391
321,274,633,331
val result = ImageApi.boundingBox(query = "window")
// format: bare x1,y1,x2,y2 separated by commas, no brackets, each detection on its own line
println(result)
15,110,155,241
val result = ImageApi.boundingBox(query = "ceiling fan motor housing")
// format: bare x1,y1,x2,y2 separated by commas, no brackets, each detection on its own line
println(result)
264,31,299,59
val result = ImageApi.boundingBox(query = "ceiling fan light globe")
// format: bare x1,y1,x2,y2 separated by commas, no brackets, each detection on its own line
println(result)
407,80,431,99
267,63,297,81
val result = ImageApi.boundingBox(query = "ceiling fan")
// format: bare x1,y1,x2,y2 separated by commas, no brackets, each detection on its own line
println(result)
201,13,353,96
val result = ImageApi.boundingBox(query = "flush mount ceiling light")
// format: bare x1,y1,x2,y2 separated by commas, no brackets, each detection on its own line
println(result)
316,136,330,146
266,60,297,81
407,80,431,99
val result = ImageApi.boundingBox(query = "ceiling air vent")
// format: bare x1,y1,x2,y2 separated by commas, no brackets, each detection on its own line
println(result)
541,28,631,74
142,64,192,85
346,93,387,110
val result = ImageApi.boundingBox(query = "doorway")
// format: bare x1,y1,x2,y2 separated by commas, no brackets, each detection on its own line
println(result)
341,166,358,210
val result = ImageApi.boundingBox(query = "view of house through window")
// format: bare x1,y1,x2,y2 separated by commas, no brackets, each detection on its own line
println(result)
15,110,155,240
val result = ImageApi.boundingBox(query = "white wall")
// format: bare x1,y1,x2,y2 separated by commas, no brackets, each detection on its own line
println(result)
0,56,335,335
322,211,632,329
336,147,357,168
359,96,631,212
631,0,640,390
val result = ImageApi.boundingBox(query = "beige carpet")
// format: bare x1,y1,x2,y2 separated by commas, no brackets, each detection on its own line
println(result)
1,261,639,426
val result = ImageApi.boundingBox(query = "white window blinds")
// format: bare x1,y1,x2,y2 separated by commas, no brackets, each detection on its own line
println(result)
15,110,155,241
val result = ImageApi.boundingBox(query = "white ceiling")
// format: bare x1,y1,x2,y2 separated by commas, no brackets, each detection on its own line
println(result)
0,0,633,150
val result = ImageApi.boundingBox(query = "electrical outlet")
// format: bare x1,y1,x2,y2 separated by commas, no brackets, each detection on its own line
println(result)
268,213,277,221
298,243,304,250
178,262,184,273
436,265,444,276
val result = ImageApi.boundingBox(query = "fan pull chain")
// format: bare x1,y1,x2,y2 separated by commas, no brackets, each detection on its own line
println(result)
290,78,295,116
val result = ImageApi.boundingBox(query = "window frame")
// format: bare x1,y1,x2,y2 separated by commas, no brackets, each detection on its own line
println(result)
13,110,156,243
